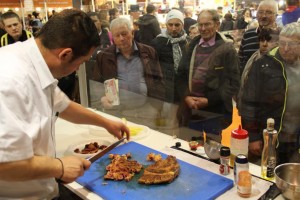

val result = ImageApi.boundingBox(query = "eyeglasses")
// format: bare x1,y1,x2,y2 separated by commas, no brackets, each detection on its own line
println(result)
167,23,181,27
278,40,300,48
257,10,275,16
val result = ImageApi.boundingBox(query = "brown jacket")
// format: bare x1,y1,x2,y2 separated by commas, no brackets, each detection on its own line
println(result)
93,42,165,101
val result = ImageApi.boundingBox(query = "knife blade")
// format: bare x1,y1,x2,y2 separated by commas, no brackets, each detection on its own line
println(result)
88,137,126,163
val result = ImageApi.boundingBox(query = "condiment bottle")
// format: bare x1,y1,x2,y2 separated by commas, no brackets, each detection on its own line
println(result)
219,146,230,175
230,125,249,167
261,118,278,180
234,154,252,197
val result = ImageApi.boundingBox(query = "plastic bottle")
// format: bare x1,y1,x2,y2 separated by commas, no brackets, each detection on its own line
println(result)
261,118,278,180
230,125,249,167
219,146,230,175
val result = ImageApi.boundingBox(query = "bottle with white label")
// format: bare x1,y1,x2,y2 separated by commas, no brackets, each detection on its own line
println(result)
261,118,278,180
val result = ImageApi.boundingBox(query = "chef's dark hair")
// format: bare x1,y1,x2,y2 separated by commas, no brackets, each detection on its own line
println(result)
35,9,100,60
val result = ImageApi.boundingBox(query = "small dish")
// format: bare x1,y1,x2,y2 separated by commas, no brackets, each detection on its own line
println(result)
189,141,199,151
67,139,112,159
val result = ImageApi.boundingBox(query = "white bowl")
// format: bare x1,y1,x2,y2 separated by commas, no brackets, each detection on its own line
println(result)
67,139,112,159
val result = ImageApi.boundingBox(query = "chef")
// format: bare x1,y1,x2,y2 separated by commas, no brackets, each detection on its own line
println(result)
0,9,129,199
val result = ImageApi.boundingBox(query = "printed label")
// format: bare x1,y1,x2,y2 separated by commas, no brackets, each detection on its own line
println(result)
104,79,119,106
266,158,276,178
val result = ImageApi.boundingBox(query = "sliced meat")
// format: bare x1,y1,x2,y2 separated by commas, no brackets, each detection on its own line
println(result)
138,155,180,184
104,156,143,182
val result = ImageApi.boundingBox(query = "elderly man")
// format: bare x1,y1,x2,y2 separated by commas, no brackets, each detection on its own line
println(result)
151,9,188,103
240,22,300,164
93,17,165,108
176,9,240,134
238,0,280,73
0,11,32,47
0,9,129,199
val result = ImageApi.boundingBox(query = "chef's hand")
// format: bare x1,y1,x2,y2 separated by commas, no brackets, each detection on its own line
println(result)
100,96,113,109
104,119,130,141
249,140,263,156
56,156,91,184
185,96,208,110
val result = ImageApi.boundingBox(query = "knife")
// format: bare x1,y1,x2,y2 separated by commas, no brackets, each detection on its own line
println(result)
88,137,126,163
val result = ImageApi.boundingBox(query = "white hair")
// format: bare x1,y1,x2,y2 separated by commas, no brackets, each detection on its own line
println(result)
258,0,278,14
110,17,132,31
280,22,300,40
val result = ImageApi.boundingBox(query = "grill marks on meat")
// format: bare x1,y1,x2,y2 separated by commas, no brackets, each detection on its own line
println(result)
138,155,180,184
104,156,143,181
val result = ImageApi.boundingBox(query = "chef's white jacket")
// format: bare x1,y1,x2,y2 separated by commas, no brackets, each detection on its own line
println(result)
0,38,70,199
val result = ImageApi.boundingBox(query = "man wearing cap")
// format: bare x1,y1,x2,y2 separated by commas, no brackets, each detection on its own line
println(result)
0,11,32,47
138,4,161,46
151,9,188,103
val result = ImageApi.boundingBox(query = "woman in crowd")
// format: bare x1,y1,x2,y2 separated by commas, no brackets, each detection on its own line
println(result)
236,8,253,29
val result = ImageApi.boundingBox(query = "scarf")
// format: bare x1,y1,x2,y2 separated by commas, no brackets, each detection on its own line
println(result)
158,31,187,73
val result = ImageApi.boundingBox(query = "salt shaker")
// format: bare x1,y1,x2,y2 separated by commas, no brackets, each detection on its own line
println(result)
219,146,230,175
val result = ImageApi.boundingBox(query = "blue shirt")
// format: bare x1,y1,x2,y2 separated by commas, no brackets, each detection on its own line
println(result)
116,42,147,96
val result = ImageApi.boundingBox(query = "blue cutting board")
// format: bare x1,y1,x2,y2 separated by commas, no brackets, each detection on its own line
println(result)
77,142,233,200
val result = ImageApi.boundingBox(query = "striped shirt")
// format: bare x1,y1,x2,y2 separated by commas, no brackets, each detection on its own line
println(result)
238,28,259,73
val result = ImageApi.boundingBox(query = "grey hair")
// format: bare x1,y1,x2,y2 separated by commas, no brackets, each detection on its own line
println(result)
280,22,300,40
258,0,278,14
110,17,132,31
198,9,220,23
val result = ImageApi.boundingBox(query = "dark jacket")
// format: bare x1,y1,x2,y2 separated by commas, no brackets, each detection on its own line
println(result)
138,14,161,46
93,42,165,101
176,33,240,129
236,17,249,30
0,30,32,47
242,48,300,164
220,19,234,31
240,47,287,142
151,35,188,103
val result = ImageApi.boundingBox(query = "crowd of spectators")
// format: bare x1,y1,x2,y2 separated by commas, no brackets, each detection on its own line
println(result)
0,0,299,180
